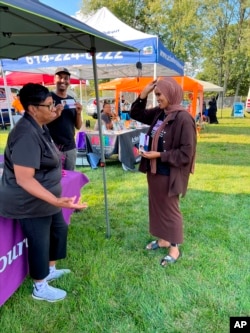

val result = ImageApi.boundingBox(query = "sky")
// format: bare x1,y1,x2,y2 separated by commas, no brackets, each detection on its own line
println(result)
40,0,82,16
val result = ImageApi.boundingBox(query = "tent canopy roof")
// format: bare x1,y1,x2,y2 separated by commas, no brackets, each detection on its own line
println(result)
0,71,84,85
99,76,223,99
0,3,183,79
84,6,154,41
99,76,205,118
79,6,184,78
0,0,136,60
190,78,224,92
99,76,204,94
99,77,153,92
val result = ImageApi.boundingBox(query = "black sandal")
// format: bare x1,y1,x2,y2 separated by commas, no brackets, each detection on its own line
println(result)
146,240,170,250
160,244,181,267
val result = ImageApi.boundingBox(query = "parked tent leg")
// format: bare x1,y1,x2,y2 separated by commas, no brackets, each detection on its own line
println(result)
91,50,111,238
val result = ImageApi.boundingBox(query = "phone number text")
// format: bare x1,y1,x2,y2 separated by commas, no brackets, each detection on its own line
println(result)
25,52,123,65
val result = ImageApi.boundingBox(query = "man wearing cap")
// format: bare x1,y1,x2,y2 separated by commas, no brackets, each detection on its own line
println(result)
47,67,83,170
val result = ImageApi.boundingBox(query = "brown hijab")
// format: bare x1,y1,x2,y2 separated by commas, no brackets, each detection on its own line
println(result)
156,77,186,113
150,77,187,174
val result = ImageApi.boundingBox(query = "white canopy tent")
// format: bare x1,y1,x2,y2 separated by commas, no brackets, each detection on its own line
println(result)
190,77,225,116
190,78,224,92
81,7,184,78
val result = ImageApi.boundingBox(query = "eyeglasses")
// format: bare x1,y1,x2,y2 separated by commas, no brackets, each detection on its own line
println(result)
33,103,55,111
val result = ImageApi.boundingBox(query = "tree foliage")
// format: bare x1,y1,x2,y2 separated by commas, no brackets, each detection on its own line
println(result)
81,0,250,95
198,0,250,95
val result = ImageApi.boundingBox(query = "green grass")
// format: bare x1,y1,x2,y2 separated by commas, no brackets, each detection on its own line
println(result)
0,110,250,333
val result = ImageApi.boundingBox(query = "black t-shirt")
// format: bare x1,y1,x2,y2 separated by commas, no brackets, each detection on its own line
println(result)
0,113,62,218
47,92,77,151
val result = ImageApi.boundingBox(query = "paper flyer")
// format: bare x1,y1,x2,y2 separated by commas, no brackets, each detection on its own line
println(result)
61,99,76,109
139,133,149,152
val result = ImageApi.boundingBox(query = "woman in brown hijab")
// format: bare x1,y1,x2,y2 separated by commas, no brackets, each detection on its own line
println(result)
130,77,196,266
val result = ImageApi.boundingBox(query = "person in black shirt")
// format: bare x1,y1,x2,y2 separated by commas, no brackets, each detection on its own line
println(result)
0,83,87,302
47,67,83,170
207,94,219,124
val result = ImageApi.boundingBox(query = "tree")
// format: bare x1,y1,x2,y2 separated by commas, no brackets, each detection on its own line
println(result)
80,0,250,96
198,0,250,96
144,0,203,64
81,0,204,67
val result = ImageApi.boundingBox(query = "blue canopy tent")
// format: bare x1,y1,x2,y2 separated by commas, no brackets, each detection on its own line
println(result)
1,7,184,79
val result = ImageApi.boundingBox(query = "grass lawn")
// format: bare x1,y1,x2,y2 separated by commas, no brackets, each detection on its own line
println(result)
0,110,249,333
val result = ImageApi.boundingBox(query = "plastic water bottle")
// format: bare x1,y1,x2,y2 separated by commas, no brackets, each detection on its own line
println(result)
102,124,107,133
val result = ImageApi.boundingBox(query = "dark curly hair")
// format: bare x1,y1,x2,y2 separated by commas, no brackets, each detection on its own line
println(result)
19,83,51,110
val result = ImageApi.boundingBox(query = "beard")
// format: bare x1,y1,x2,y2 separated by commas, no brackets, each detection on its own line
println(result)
56,82,68,93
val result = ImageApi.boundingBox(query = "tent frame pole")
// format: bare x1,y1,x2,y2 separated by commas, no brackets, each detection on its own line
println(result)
91,50,111,238
153,63,157,106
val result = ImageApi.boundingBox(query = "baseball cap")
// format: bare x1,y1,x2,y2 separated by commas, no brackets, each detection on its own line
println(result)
54,67,71,76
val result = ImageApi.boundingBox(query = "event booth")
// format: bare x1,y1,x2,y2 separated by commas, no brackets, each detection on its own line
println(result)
0,0,140,254
99,76,204,118
0,72,85,117
0,6,184,130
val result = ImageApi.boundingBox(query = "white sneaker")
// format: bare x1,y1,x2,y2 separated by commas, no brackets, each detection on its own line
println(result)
46,268,71,282
32,282,66,302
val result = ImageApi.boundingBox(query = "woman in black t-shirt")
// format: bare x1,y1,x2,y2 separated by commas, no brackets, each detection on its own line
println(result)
0,83,87,303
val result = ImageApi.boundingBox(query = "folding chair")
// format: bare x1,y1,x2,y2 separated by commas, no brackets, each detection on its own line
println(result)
75,131,89,166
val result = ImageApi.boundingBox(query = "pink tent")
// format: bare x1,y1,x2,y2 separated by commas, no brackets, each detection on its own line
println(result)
0,72,85,86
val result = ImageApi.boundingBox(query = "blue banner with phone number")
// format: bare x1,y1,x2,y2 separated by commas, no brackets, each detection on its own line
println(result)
1,37,184,75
